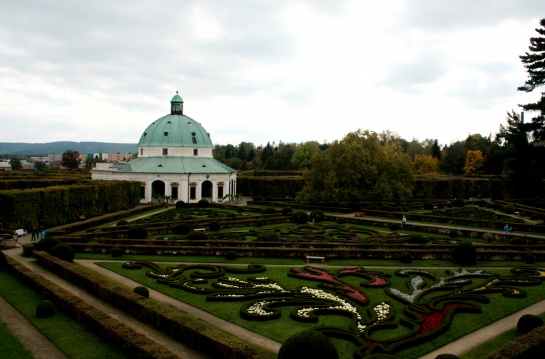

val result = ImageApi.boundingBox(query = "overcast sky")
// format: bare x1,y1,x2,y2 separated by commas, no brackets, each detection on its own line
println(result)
1,1,544,148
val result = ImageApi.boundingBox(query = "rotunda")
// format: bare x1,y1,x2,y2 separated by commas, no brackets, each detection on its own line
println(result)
92,92,237,204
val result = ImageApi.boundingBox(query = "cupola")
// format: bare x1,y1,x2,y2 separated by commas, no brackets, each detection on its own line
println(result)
170,91,183,115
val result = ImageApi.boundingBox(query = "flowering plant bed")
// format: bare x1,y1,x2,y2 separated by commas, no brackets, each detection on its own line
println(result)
117,261,545,358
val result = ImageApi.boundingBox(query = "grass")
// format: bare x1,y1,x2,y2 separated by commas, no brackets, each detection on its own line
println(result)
0,271,127,359
0,319,32,359
95,260,545,359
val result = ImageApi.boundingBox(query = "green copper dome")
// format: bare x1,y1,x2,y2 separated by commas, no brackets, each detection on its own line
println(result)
171,91,183,103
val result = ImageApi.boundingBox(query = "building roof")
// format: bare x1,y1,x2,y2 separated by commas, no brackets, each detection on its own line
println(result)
137,114,214,148
116,157,236,174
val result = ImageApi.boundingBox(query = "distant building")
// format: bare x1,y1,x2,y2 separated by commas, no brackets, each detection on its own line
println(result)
92,92,237,204
48,154,63,162
0,160,11,171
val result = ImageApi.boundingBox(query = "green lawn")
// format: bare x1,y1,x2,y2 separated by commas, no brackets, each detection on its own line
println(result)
0,271,127,359
0,319,32,359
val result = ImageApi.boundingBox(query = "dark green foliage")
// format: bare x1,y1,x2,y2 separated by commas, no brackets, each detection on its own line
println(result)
173,223,190,235
227,212,237,218
263,207,277,214
424,203,434,210
175,200,186,209
112,247,123,257
36,300,55,318
277,330,338,359
389,223,401,231
291,211,309,224
187,231,208,240
255,220,264,227
451,242,478,265
116,219,129,226
407,235,427,244
517,314,544,334
253,196,263,202
257,230,280,242
265,196,274,201
51,243,75,262
198,199,209,208
133,286,149,298
209,221,221,231
35,237,62,253
400,252,412,264
435,354,460,359
309,209,325,223
511,238,526,245
225,250,236,260
364,354,400,359
504,206,516,214
127,225,148,239
523,253,536,264
0,251,8,270
367,204,380,211
281,207,293,215
449,230,458,238
380,203,392,211
337,218,346,224
453,198,465,207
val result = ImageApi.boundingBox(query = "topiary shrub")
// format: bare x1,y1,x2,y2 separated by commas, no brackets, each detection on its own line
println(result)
504,205,516,214
263,207,277,214
51,243,75,262
265,196,274,201
252,195,263,202
449,230,458,238
281,207,293,216
116,219,129,226
363,354,400,359
389,223,401,231
127,225,148,239
173,223,190,235
517,314,544,334
35,237,62,253
291,211,309,224
451,242,477,265
197,199,209,208
453,198,465,207
0,251,8,270
407,235,427,244
423,203,434,210
367,204,380,211
523,253,536,264
380,203,392,211
435,354,460,359
255,220,264,227
133,286,149,298
225,250,236,260
277,330,338,359
400,252,412,264
337,218,346,225
186,231,208,240
36,300,55,318
209,221,221,231
257,230,280,242
227,212,237,217
175,200,186,209
309,210,326,223
112,247,123,257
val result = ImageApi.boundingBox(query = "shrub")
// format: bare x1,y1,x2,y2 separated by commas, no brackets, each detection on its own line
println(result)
225,250,236,260
504,206,516,214
277,330,338,359
364,354,400,359
511,238,526,245
281,207,293,216
255,220,264,227
367,204,380,211
116,219,129,226
173,223,190,235
291,211,309,224
309,210,326,223
187,231,208,240
423,203,434,210
253,196,263,202
133,286,149,298
197,199,209,208
36,300,55,318
209,221,221,231
35,237,62,253
112,247,123,257
380,203,392,211
453,198,465,207
435,355,460,359
407,235,427,244
389,223,401,231
0,251,8,270
517,314,544,334
523,253,536,264
227,212,237,217
263,207,277,214
451,242,477,265
51,243,75,262
337,218,346,225
400,252,412,264
265,196,274,201
257,230,280,242
449,230,458,238
175,200,185,209
127,225,148,239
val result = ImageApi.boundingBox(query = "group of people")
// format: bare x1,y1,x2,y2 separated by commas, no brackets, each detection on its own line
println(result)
31,226,45,241
503,224,513,233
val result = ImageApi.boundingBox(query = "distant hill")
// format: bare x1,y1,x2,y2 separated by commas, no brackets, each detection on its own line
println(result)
0,142,138,155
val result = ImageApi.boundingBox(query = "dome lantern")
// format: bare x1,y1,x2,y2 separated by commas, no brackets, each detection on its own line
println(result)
170,91,184,115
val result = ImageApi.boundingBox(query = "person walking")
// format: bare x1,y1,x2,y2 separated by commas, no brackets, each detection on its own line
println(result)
402,215,406,228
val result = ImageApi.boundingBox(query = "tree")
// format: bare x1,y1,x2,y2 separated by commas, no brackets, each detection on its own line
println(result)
430,139,442,160
291,141,320,169
296,130,415,203
518,18,545,141
9,157,22,171
413,154,439,174
34,161,47,171
439,141,466,175
464,150,485,175
61,150,81,170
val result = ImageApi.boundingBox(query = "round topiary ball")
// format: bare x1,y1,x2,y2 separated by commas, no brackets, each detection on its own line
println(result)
127,225,148,239
197,199,209,208
209,221,221,231
400,252,412,264
111,247,123,257
186,231,208,240
257,230,280,242
133,286,149,298
290,211,309,224
517,314,544,334
523,253,536,264
407,235,427,244
175,200,186,209
173,223,190,235
36,300,55,318
435,354,460,359
51,243,75,262
35,237,62,253
309,210,326,223
278,330,338,359
281,207,293,216
451,242,477,265
116,220,129,226
225,250,236,260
